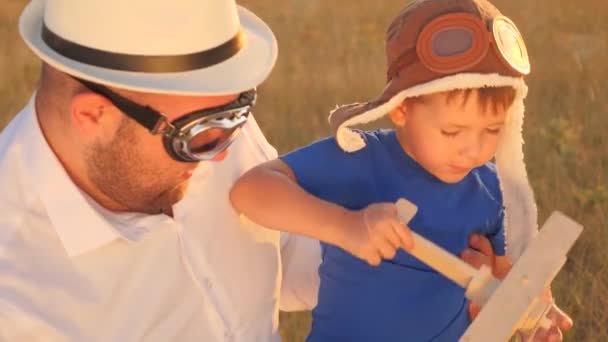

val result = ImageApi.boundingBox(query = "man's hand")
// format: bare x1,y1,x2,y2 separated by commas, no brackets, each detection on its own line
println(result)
460,234,573,341
340,203,414,266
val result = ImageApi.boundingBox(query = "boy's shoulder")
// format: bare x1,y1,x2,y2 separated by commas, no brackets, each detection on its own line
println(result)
359,129,393,143
283,129,388,157
349,129,396,153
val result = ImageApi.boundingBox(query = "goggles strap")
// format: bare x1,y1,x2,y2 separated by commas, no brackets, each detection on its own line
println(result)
76,78,172,135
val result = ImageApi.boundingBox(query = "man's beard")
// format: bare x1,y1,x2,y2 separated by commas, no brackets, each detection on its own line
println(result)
85,121,188,214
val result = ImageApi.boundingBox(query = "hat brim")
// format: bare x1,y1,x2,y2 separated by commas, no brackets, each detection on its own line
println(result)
19,0,277,95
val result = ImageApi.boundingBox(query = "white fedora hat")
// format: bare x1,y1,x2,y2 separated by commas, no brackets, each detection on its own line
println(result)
19,0,278,95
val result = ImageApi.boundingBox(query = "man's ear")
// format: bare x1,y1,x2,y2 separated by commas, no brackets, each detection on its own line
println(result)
70,92,106,134
388,101,407,127
69,92,122,141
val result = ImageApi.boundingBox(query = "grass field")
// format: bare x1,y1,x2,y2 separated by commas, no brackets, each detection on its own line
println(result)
1,1,606,341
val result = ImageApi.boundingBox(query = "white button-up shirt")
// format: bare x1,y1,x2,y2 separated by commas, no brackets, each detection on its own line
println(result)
0,97,321,341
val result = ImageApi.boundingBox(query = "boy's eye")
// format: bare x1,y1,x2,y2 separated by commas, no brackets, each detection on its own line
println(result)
441,130,460,137
486,127,502,135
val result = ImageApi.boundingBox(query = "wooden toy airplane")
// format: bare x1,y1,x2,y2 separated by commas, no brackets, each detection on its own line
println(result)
395,199,583,341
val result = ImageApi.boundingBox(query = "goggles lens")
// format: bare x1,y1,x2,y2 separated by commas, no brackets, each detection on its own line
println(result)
187,125,242,157
166,96,253,162
431,27,474,57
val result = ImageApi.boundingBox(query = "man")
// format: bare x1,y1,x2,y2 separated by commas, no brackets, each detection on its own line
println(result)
1,1,291,340
0,0,570,341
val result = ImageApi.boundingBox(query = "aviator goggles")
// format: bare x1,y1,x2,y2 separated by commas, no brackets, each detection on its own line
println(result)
76,78,256,163
388,13,530,79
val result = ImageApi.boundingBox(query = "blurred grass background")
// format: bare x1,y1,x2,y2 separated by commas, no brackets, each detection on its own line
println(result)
1,0,606,341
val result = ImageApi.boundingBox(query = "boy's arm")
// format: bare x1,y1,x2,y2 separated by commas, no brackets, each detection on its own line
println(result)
230,159,413,266
229,159,353,248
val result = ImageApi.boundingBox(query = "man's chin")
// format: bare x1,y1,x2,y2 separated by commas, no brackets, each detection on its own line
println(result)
149,181,190,214
169,181,190,203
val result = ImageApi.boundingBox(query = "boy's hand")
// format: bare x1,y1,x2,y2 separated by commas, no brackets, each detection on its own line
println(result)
531,306,573,342
340,203,414,266
462,234,573,341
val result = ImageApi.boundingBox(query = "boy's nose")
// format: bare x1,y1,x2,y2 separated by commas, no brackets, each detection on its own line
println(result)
459,139,482,162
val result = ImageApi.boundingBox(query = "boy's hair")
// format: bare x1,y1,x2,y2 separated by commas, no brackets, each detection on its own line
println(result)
408,86,516,114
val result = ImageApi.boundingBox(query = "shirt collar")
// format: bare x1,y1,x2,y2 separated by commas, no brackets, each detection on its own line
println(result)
16,96,135,257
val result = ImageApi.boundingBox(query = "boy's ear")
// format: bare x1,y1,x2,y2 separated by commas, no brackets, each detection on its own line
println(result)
388,102,407,127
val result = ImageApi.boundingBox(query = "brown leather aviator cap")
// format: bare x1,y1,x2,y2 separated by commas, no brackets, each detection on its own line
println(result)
329,0,530,134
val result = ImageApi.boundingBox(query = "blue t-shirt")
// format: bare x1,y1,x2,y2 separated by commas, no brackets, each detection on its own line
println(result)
281,130,505,342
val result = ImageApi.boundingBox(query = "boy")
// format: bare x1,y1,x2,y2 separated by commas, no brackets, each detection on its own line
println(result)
231,0,539,340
